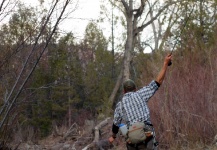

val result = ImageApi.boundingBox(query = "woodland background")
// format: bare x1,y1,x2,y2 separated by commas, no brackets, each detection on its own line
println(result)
0,0,217,149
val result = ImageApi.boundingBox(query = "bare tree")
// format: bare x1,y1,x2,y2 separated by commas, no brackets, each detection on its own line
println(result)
108,0,179,105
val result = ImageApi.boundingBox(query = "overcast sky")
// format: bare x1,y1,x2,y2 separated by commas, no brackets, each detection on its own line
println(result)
21,0,102,40
62,0,101,39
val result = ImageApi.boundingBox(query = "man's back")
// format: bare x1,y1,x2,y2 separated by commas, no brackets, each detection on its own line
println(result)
122,91,150,125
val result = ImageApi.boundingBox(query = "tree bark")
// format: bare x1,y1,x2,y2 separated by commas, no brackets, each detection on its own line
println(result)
122,0,134,81
109,70,122,104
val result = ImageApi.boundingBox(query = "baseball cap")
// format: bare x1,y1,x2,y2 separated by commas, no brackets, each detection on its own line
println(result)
123,79,136,91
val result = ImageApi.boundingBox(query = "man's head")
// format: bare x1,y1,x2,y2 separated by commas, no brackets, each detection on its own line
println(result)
123,79,136,93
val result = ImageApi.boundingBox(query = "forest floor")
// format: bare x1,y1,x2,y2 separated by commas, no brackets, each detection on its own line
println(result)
14,118,126,150
12,118,217,150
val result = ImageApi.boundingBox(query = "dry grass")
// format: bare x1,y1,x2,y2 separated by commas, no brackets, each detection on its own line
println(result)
145,48,217,149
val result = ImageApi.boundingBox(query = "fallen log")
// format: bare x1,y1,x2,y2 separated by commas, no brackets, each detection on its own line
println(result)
82,117,111,150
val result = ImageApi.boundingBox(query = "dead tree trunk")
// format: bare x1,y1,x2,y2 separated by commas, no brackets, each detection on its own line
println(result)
82,117,111,150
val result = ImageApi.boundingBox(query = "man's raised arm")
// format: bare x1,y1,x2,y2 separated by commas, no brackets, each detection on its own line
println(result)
155,54,172,85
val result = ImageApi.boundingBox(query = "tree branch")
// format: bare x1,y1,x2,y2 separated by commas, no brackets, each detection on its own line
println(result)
134,1,177,35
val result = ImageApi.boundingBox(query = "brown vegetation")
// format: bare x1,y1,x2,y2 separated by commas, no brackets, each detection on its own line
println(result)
147,48,217,149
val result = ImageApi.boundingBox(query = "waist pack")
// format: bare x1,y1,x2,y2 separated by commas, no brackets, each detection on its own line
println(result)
126,122,153,144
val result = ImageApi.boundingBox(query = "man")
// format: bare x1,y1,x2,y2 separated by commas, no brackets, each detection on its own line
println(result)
109,54,172,150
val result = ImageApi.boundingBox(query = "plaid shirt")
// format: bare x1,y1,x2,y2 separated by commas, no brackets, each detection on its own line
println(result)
113,80,159,127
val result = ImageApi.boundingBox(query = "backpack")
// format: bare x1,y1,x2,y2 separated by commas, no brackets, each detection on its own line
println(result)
125,122,153,144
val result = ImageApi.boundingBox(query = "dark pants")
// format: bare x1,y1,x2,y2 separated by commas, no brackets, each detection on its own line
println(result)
126,136,158,150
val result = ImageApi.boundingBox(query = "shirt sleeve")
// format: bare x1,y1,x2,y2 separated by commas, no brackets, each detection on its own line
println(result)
137,80,159,102
113,102,122,126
